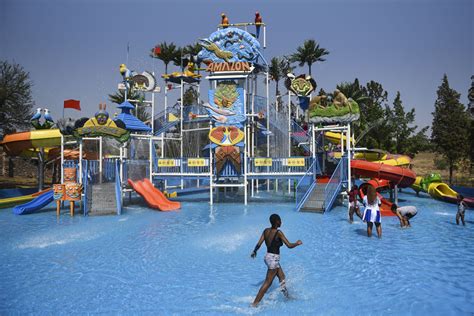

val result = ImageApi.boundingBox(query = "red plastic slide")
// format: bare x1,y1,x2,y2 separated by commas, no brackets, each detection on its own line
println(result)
128,179,181,211
351,160,416,188
352,161,416,217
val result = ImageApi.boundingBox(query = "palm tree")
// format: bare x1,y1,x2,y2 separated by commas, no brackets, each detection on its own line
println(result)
172,46,184,69
268,56,294,96
150,41,179,74
184,43,204,72
108,90,151,122
290,39,329,76
135,106,151,123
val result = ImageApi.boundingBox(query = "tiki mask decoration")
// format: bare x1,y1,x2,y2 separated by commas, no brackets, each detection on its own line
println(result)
53,184,65,201
65,183,82,201
215,146,241,176
63,167,77,183
285,73,316,97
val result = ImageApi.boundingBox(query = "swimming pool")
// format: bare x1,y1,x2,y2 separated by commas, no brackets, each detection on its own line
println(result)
1,190,473,315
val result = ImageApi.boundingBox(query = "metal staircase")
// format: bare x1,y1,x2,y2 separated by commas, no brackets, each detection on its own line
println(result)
296,154,347,213
153,108,180,136
300,185,325,212
82,159,121,216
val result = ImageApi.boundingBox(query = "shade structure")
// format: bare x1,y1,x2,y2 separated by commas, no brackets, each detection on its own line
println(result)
114,101,152,133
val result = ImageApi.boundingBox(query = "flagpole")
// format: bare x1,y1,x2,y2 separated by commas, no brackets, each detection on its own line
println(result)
126,42,130,65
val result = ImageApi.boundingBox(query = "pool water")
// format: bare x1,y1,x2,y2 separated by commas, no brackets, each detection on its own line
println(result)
1,190,473,315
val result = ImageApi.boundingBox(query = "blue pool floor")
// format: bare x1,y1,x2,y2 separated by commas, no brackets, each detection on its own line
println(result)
0,190,473,315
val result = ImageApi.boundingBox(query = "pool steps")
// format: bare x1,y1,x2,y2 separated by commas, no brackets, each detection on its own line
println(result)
300,185,325,213
88,183,117,216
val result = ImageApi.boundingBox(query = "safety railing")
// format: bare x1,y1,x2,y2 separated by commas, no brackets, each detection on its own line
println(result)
323,156,348,212
103,158,116,182
247,157,313,174
123,159,149,181
295,159,318,211
291,121,311,153
82,160,89,216
153,158,211,175
115,159,122,215
78,159,117,183
254,95,289,136
153,106,181,136
85,160,99,184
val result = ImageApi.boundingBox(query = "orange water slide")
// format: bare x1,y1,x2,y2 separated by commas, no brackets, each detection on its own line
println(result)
359,179,394,217
352,160,416,217
351,160,416,188
142,179,181,209
128,179,180,211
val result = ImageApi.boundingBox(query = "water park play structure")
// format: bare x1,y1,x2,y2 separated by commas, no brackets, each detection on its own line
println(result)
412,173,474,207
0,15,470,216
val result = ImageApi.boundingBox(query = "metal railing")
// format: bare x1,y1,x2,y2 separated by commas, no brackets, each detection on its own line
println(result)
124,159,149,181
323,156,348,212
115,160,122,215
82,160,90,216
153,158,211,175
153,105,181,136
291,121,311,153
103,158,116,182
295,159,318,211
247,157,313,174
80,159,117,183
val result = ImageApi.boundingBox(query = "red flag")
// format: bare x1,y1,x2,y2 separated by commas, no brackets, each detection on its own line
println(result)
64,99,81,111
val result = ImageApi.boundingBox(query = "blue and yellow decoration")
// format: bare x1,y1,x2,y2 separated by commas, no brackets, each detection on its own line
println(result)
73,103,130,142
198,27,262,64
204,81,245,127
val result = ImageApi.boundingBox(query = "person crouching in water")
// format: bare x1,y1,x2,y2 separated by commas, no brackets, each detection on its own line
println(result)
391,204,418,227
362,185,382,238
348,184,362,223
456,194,467,226
250,214,302,307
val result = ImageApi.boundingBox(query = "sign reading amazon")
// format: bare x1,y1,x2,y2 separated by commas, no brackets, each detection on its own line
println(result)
206,62,252,73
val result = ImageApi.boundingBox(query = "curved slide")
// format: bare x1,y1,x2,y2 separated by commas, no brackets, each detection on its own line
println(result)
353,151,412,167
352,160,417,217
128,179,181,211
413,175,474,207
13,190,54,215
351,160,416,188
1,129,62,157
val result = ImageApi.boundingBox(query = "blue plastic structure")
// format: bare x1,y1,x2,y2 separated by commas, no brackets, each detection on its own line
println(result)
13,190,54,215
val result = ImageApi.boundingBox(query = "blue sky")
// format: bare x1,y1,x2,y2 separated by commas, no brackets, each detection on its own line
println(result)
1,0,472,131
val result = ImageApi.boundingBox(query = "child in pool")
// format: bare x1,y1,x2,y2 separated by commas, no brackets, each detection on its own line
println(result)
391,204,418,227
347,184,362,223
456,194,467,226
362,185,382,238
250,214,302,307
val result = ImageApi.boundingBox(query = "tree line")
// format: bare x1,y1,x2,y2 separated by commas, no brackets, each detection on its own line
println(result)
267,39,471,183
